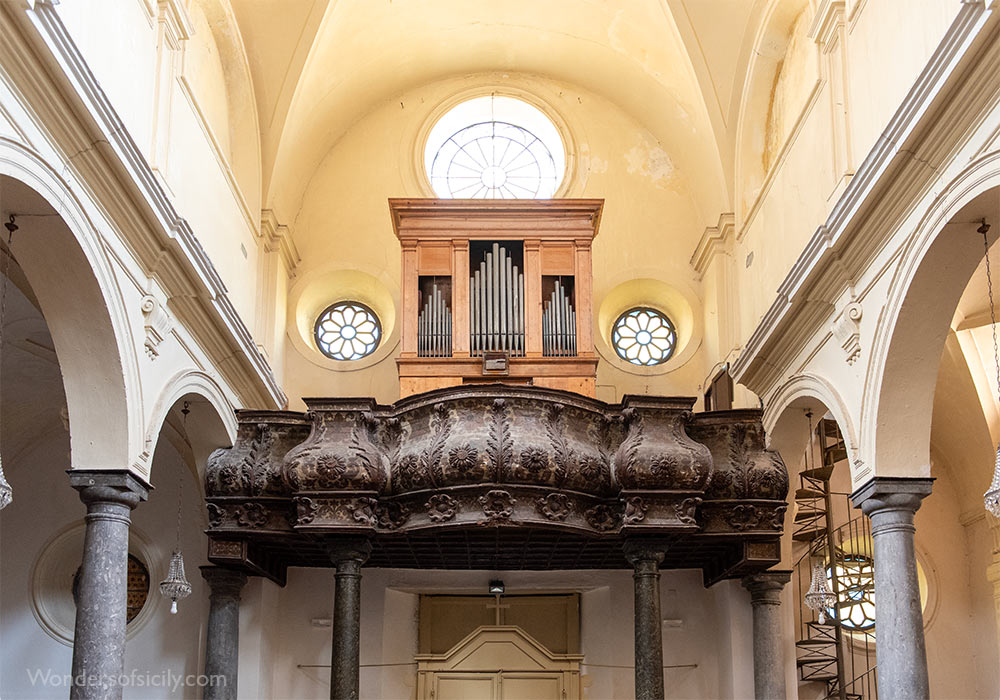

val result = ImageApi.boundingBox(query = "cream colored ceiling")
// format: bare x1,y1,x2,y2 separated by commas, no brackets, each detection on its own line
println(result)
228,0,767,225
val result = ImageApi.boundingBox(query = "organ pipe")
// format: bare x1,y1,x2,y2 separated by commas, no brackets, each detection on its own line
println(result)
542,279,577,357
417,282,452,357
469,243,525,356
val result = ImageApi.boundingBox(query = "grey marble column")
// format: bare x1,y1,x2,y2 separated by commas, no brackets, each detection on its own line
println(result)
624,541,665,700
852,476,933,700
200,566,248,700
68,470,149,700
328,538,371,700
742,570,792,700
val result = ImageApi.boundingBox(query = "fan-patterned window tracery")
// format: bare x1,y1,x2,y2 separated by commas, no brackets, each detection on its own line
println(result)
425,96,565,199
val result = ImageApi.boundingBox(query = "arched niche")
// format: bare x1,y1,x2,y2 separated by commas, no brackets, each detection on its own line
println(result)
186,0,262,218
0,156,140,473
735,0,816,221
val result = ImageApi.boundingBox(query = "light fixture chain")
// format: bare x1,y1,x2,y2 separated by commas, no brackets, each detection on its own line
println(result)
0,219,15,399
175,462,183,551
983,223,1000,403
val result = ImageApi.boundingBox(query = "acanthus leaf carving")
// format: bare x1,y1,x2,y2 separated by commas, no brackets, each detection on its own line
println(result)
612,409,643,487
486,399,513,481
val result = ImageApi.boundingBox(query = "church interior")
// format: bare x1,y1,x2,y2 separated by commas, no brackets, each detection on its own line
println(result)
1,1,999,699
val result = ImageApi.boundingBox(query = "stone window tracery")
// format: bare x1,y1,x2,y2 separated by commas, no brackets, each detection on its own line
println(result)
612,307,676,366
314,302,382,360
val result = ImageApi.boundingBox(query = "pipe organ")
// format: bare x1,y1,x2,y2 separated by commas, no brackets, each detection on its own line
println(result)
391,199,602,398
470,243,525,357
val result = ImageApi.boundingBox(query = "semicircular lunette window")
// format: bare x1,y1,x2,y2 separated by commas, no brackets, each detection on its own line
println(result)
315,302,382,360
612,307,677,366
426,96,565,199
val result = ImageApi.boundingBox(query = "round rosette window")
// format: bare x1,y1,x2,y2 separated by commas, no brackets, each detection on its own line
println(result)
314,302,382,360
612,307,677,366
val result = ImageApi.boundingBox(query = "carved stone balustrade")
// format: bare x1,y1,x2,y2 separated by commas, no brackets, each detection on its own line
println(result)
204,385,788,584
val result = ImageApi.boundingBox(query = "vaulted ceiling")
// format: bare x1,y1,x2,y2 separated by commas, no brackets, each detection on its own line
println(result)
228,0,781,225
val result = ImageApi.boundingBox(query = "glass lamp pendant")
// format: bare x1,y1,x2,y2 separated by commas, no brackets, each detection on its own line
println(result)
985,445,1000,517
979,220,1000,517
0,455,11,510
805,559,837,624
159,550,192,614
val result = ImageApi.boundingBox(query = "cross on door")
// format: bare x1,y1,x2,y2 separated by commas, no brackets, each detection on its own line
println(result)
485,594,510,625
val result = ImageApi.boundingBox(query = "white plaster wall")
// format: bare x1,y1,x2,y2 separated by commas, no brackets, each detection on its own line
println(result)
241,566,753,700
0,432,210,700
51,0,270,343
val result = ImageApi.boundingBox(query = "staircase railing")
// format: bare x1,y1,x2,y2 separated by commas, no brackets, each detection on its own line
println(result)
793,494,877,700
792,418,877,700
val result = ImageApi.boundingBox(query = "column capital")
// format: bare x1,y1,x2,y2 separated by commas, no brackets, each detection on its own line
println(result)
326,537,372,567
200,566,248,600
851,476,933,516
622,539,667,568
742,570,791,605
68,469,150,510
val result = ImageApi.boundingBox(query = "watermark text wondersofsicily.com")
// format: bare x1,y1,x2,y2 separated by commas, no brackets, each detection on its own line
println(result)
26,668,226,692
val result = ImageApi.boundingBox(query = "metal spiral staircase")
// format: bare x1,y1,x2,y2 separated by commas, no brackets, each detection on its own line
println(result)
792,419,877,700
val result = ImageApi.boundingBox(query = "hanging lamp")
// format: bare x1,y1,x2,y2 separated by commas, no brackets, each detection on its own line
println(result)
800,410,838,623
0,215,17,510
159,402,192,612
805,558,838,624
979,220,1000,517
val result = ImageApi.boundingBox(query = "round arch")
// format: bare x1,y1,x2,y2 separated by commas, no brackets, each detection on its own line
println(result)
765,372,860,484
863,153,1000,479
144,370,237,483
0,142,141,473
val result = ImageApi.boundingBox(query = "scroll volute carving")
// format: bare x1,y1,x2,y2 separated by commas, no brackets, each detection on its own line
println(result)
613,397,713,491
282,399,388,494
692,411,789,500
205,411,310,497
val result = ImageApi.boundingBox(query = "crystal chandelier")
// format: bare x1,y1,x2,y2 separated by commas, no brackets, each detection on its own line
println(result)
979,220,1000,517
805,558,837,624
0,215,18,510
159,402,192,612
159,550,192,614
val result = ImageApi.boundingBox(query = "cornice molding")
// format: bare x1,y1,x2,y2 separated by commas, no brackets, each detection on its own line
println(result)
733,1,999,395
260,208,300,276
2,1,286,408
690,212,734,276
157,0,193,50
809,0,847,48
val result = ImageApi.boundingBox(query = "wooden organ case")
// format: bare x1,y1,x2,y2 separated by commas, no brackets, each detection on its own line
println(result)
391,199,603,398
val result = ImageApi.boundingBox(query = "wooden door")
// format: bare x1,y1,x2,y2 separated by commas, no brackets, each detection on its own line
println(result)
500,672,564,699
433,672,497,700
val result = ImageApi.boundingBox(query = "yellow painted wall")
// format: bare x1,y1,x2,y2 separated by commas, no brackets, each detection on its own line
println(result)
283,74,708,407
